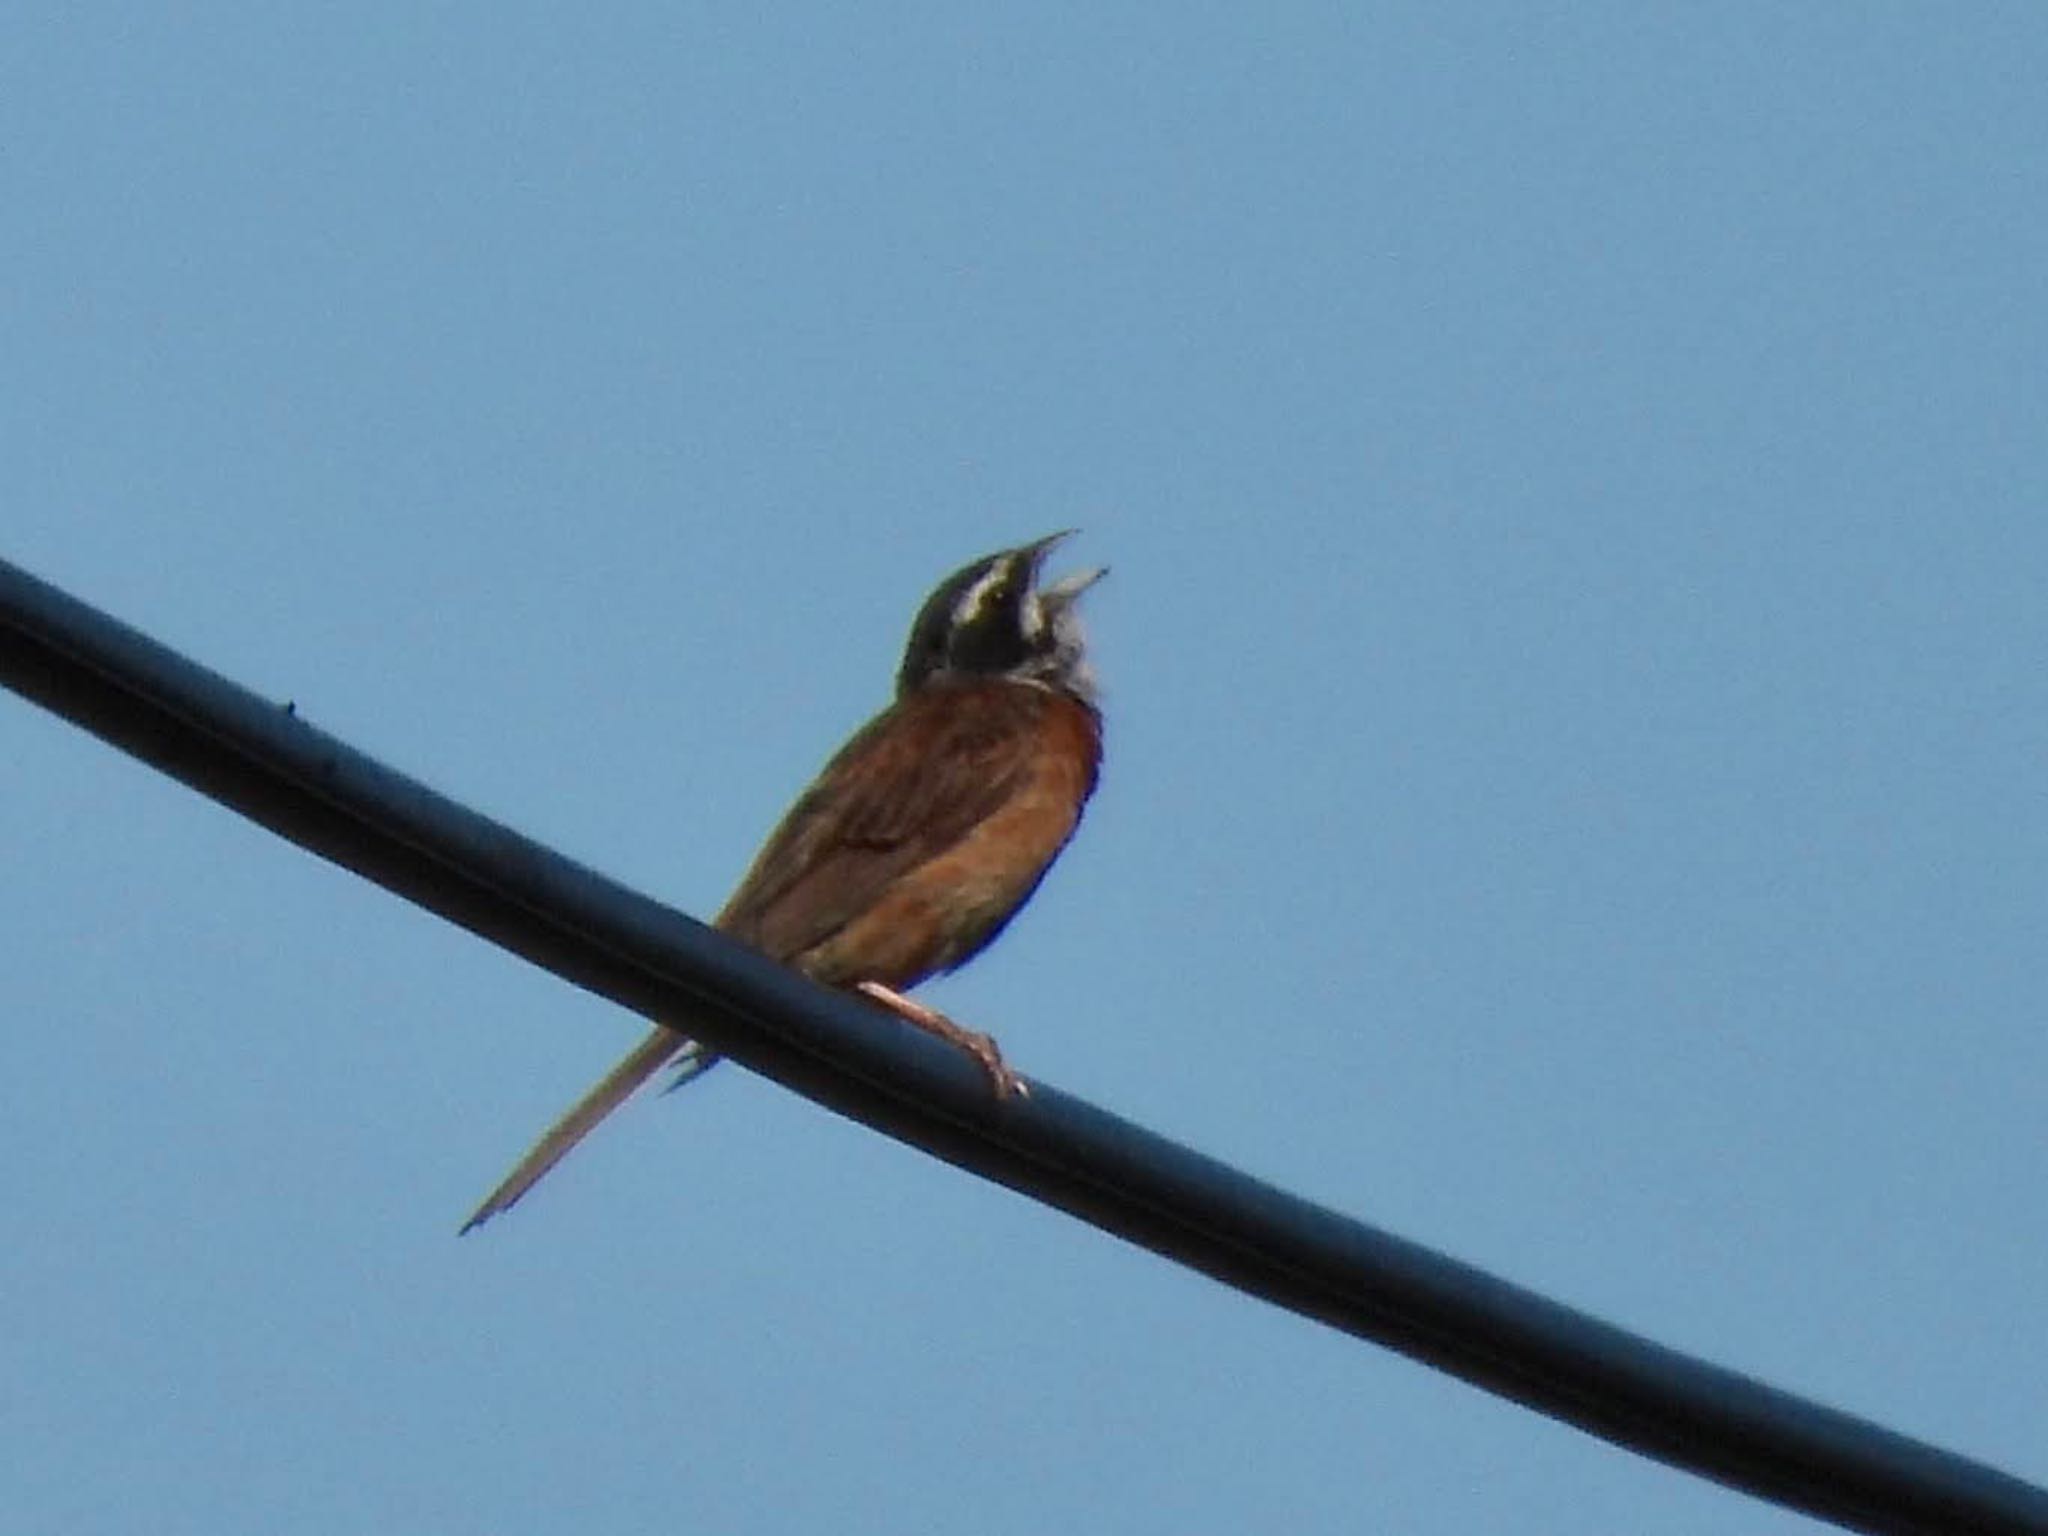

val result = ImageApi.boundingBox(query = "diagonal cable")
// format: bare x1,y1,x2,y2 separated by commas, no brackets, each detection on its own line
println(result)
1,553,2041,1536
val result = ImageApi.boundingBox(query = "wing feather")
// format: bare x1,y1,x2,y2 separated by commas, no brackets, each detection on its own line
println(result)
716,681,1055,967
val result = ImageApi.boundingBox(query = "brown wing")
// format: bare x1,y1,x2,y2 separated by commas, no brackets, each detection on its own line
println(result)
717,679,1096,985
461,678,1099,1232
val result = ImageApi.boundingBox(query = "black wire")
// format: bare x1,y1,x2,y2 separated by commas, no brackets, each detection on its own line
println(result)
2,552,2041,1536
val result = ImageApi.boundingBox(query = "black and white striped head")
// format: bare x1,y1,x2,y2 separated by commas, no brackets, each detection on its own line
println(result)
897,531,1106,702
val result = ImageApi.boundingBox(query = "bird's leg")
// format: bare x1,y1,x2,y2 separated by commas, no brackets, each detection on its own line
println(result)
856,982,1030,1100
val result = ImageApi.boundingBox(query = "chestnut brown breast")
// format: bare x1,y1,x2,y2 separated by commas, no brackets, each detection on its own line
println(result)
717,678,1102,989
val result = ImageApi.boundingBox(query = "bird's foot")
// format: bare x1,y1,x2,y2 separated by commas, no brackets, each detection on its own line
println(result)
857,982,1030,1100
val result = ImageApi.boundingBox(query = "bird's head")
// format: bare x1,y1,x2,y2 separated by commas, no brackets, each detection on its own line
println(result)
897,531,1107,702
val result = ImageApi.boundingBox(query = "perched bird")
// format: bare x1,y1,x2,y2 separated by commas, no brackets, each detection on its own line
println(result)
461,532,1106,1231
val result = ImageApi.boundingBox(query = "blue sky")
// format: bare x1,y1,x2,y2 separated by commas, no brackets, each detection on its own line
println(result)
4,7,2044,1533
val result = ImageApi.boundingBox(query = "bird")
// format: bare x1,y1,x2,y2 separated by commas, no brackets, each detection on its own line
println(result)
460,531,1106,1231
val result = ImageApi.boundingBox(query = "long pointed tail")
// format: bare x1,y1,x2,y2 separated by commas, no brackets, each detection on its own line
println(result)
460,1026,705,1233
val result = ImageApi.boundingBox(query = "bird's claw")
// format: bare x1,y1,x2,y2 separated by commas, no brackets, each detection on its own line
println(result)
857,981,1030,1100
959,1027,1030,1100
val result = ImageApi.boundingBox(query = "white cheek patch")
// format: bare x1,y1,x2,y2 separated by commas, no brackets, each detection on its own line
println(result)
950,564,1009,629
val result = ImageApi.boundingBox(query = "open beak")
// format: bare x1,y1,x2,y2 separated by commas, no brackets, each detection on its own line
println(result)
1043,563,1108,602
1020,530,1107,602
